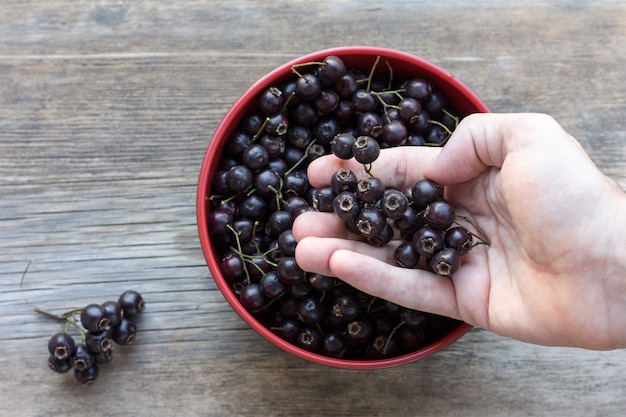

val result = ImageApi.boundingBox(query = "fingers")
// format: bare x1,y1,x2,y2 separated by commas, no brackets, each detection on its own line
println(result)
306,145,441,190
294,236,461,319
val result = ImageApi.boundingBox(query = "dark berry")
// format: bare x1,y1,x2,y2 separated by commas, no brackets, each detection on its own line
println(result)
397,97,422,122
297,326,322,353
422,200,456,230
80,303,109,333
265,112,289,136
444,226,473,255
330,132,356,160
312,117,341,145
220,251,245,284
356,207,386,238
331,294,361,321
404,78,432,102
430,248,461,277
357,112,383,138
111,317,137,345
314,89,339,115
366,223,394,247
259,271,287,299
381,188,409,220
330,168,358,195
332,191,362,222
307,273,335,292
356,177,385,204
264,210,293,238
254,168,282,198
318,55,347,84
242,144,270,171
295,73,322,101
48,355,72,374
118,290,145,318
258,86,284,114
278,229,297,257
239,194,268,220
381,119,408,146
95,349,114,364
48,332,75,361
296,297,324,325
85,330,113,353
74,363,99,385
226,164,253,193
101,301,122,327
347,319,375,346
239,283,267,311
394,241,420,268
287,125,312,149
411,179,444,210
323,332,348,358
272,318,301,344
312,187,335,212
412,227,445,258
276,257,305,285
70,344,95,372
351,89,377,112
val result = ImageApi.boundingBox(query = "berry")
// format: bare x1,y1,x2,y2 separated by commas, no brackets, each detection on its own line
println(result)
356,177,384,204
295,73,322,101
352,135,380,165
101,301,122,327
422,200,456,230
430,248,461,277
412,227,445,258
48,355,72,374
323,332,348,358
70,344,95,372
118,290,145,318
111,318,137,345
239,283,268,311
330,132,356,159
355,207,387,238
381,188,409,220
444,226,473,254
411,179,444,209
80,303,109,332
330,168,358,195
86,330,113,353
48,332,75,361
394,242,420,268
258,87,284,114
332,191,362,221
74,364,99,385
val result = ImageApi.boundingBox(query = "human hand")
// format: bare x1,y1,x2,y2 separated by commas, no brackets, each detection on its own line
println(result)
293,113,626,350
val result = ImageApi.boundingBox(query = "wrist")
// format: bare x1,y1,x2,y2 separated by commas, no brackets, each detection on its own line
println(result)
605,180,626,349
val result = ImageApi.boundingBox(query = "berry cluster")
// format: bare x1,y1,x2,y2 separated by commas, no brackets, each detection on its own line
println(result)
322,169,489,276
208,54,486,359
46,290,144,385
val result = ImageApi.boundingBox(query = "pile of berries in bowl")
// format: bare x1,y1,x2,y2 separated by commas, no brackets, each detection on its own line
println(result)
197,46,489,369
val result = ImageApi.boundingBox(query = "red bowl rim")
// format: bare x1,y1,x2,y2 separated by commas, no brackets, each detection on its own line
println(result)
197,46,487,369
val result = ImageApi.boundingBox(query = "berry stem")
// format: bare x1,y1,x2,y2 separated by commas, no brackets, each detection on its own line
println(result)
455,215,491,246
284,139,318,176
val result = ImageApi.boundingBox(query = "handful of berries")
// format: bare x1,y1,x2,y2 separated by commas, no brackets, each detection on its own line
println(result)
46,290,145,385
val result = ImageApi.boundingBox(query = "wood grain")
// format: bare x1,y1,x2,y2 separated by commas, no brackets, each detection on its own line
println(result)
1,1,625,416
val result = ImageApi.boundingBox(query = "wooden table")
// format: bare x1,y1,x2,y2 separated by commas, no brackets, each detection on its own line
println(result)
2,1,625,416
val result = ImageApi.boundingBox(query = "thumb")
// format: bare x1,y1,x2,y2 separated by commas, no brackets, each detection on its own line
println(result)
423,113,516,185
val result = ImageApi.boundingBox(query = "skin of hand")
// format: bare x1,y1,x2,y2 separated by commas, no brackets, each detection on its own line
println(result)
293,113,626,350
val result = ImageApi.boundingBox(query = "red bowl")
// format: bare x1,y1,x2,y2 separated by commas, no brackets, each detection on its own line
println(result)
197,46,489,369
